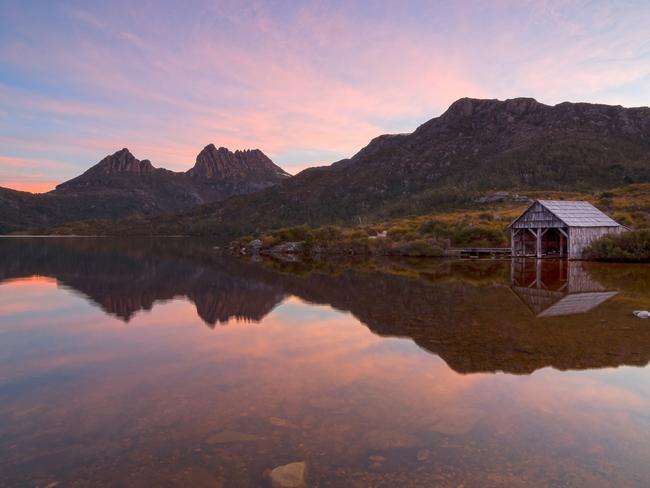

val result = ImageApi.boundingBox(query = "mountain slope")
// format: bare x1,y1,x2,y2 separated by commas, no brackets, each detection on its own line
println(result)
94,97,650,239
0,145,289,233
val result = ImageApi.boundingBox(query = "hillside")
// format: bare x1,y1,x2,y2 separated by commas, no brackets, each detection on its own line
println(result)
41,97,650,239
0,145,289,233
226,185,650,257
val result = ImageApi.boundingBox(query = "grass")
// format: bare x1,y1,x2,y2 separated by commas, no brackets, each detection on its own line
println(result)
231,184,650,258
232,208,516,257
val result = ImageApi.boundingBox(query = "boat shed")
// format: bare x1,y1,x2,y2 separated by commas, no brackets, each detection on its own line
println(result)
508,200,626,260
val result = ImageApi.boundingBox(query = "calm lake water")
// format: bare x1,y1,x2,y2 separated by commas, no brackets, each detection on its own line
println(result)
2,238,650,487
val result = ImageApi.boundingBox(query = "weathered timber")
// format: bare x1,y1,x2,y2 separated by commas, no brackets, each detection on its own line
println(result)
508,200,625,260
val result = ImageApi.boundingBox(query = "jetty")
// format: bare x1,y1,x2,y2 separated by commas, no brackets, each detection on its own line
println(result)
445,247,512,259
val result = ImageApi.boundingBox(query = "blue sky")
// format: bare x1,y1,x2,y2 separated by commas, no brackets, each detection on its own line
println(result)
1,0,649,191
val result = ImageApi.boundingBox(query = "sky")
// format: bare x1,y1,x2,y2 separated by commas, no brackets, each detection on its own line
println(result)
1,0,649,192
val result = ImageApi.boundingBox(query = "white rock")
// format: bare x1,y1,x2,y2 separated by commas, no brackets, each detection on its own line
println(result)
633,310,650,319
269,461,307,488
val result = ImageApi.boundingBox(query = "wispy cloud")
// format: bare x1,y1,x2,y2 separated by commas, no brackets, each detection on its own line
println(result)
1,0,649,186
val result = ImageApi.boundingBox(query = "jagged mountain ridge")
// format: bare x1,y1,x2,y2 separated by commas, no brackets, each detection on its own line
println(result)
6,96,650,237
102,96,650,239
58,144,289,191
0,145,289,233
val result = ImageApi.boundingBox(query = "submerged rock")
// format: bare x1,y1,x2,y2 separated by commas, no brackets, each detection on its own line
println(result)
205,430,262,444
269,416,299,429
417,448,431,461
269,461,308,488
362,429,420,449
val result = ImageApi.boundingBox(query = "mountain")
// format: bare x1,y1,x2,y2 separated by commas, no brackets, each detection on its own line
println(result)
79,97,650,239
0,145,289,233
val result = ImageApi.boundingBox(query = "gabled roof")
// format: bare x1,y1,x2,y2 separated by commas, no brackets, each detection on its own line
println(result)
537,291,618,317
509,199,622,228
536,200,621,227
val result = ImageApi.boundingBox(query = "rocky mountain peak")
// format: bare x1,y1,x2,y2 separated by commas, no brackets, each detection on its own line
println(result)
441,97,546,121
90,148,155,175
53,148,157,192
188,144,290,181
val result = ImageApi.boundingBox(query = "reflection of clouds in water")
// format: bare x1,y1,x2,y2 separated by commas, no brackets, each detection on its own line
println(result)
2,275,650,486
272,296,342,322
2,238,650,377
0,276,66,317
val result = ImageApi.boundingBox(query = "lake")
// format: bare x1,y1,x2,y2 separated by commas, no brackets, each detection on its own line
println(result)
1,237,650,487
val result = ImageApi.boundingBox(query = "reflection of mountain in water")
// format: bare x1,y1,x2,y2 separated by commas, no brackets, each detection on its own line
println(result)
511,259,618,317
0,238,285,327
2,238,649,375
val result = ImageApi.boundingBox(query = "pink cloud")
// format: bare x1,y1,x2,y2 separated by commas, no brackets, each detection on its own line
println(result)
1,0,649,182
0,85,114,119
0,180,58,193
1,3,485,168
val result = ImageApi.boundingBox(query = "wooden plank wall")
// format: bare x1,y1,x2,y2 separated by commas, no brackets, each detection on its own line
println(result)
511,202,564,229
568,226,625,259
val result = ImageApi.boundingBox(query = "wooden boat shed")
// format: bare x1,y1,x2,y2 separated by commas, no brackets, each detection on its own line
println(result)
510,259,617,317
508,200,625,260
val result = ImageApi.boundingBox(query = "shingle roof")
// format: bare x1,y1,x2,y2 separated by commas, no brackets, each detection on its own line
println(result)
537,291,618,317
537,200,622,227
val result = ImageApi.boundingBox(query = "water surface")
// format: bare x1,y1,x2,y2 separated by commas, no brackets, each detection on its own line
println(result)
1,238,650,487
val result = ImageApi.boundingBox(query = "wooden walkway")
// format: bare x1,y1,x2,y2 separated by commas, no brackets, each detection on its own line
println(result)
446,247,512,259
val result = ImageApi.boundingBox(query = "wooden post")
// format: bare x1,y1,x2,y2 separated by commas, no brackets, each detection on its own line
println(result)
558,228,568,259
536,227,542,259
527,228,537,257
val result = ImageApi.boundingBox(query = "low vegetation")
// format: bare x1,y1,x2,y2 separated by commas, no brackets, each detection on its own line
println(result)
231,209,515,257
36,184,650,262
229,184,650,259
584,230,650,262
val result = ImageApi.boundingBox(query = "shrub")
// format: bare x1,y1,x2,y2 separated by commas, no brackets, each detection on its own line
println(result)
391,239,444,257
348,229,369,239
418,219,449,236
614,213,632,226
277,224,310,242
451,227,506,247
583,230,650,262
261,234,280,247
387,225,412,238
308,225,343,242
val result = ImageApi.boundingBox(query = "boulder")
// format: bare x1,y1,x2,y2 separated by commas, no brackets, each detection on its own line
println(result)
247,239,263,254
271,241,304,255
269,461,307,488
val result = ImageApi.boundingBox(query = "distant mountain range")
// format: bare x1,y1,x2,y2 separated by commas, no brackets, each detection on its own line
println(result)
3,97,650,236
0,144,289,233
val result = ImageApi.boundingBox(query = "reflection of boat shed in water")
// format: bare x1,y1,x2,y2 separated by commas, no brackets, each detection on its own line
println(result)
511,259,617,317
508,200,625,259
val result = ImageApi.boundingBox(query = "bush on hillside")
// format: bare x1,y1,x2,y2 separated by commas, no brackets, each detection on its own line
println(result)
583,230,650,262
